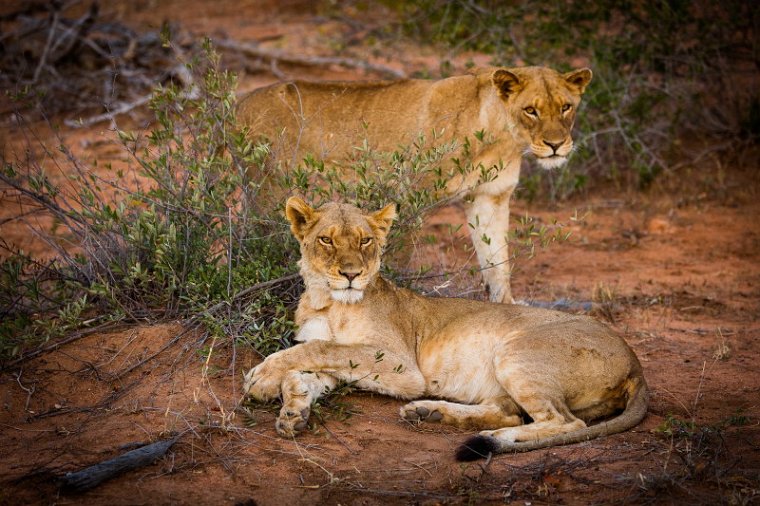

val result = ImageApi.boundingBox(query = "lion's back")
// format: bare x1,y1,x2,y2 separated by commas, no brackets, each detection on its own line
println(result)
237,76,482,161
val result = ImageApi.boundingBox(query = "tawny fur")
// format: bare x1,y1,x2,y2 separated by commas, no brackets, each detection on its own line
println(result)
238,67,592,303
242,198,648,458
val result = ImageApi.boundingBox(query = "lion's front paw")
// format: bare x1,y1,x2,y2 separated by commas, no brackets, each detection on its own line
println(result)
400,401,443,423
242,361,284,401
275,406,311,437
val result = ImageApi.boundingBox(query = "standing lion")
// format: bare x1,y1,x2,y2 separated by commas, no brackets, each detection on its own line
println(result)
239,66,592,303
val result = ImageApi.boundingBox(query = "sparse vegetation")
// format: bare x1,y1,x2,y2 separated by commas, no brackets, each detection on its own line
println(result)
713,328,731,361
592,281,618,323
644,413,758,504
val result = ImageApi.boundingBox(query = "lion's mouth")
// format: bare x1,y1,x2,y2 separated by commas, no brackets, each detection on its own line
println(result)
536,154,568,170
330,288,364,304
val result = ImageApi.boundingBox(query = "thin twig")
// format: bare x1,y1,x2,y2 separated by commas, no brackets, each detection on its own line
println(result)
316,418,357,455
200,273,300,318
14,369,35,412
63,94,151,128
227,207,233,298
1,320,122,372
691,360,707,418
111,324,197,381
0,208,46,226
0,171,88,228
32,7,59,83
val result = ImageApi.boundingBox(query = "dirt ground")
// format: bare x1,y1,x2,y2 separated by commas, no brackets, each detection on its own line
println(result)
1,2,759,505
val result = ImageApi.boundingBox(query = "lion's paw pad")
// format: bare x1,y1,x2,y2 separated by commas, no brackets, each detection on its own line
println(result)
401,404,443,423
276,407,310,437
427,410,443,422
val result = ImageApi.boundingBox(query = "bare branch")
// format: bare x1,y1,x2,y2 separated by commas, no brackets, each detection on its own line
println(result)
32,7,60,83
63,94,151,128
213,38,406,80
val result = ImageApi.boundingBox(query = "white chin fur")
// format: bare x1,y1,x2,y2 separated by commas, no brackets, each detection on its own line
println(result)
537,156,568,170
331,289,364,304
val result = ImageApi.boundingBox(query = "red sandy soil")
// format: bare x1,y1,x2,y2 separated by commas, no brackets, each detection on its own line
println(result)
1,2,759,505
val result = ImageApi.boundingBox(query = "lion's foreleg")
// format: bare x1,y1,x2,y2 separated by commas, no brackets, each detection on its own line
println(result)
466,189,514,303
315,343,427,399
243,340,425,404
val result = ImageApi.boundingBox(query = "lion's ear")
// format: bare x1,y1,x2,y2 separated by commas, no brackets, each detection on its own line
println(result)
369,203,397,240
492,69,522,99
285,196,317,242
563,68,593,94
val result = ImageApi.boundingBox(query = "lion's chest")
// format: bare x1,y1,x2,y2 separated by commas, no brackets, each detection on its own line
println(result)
328,305,382,345
296,304,381,346
294,316,332,342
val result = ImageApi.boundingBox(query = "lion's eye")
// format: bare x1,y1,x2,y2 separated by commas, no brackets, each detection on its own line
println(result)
524,106,537,116
562,104,572,113
318,236,332,245
360,237,372,246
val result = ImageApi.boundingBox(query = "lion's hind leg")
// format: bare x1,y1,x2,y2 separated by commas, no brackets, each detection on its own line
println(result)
455,366,588,460
400,399,522,429
276,371,338,437
462,390,586,459
497,369,587,441
480,408,586,445
455,396,586,461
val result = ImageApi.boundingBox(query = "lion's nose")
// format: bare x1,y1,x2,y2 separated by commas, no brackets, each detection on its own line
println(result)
544,140,564,153
339,270,361,282
543,140,563,153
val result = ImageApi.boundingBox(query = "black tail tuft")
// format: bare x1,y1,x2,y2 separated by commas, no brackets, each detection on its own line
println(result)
455,435,500,462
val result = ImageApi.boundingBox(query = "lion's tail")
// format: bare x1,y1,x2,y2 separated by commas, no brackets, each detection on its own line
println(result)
455,377,648,461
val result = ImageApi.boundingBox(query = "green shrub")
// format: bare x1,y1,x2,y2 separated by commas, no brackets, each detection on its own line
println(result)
0,40,474,362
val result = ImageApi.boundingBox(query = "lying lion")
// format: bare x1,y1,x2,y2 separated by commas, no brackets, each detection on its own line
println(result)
238,66,592,303
242,197,648,459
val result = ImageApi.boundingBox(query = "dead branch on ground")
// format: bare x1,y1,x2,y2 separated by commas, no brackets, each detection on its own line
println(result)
61,434,180,493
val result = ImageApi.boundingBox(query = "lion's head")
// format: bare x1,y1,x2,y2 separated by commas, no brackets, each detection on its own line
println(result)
491,66,592,170
286,197,396,304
